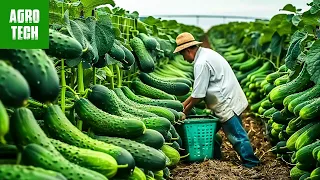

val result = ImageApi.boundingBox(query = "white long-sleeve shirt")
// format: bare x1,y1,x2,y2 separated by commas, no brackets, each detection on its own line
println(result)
191,47,248,122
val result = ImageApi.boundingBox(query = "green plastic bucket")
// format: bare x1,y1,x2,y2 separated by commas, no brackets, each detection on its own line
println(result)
181,115,219,162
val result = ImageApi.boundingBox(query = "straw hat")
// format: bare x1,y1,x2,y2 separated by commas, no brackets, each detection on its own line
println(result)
173,32,203,53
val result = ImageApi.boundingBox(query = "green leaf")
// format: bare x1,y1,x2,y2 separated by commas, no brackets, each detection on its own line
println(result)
259,27,275,45
96,15,115,55
270,32,282,57
292,15,302,26
301,10,320,27
64,10,87,48
269,14,293,36
305,40,320,84
280,4,297,13
310,0,320,14
285,31,308,70
81,0,115,17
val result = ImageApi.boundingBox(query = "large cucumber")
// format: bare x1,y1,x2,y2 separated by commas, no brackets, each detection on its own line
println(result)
131,79,176,100
0,61,30,107
10,107,107,180
121,86,183,112
44,104,136,176
46,28,83,59
0,164,67,180
94,135,167,171
288,84,320,113
139,72,190,96
299,97,320,120
6,49,60,103
130,37,155,73
22,143,107,180
131,129,165,149
0,100,9,144
114,88,176,123
50,138,119,178
74,97,146,138
270,63,312,105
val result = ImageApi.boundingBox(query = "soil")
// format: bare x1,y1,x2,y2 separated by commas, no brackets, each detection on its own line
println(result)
170,35,291,180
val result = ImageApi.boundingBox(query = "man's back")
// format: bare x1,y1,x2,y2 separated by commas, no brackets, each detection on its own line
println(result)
192,47,248,122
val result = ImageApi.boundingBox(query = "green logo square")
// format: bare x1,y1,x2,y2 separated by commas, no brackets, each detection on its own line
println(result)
0,0,49,49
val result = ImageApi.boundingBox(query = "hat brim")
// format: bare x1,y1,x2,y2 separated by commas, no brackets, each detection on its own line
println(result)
173,41,203,53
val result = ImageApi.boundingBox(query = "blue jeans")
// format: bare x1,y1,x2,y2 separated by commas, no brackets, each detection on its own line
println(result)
214,114,260,168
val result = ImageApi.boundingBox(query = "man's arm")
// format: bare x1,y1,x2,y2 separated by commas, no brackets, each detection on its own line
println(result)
182,96,192,108
183,97,203,115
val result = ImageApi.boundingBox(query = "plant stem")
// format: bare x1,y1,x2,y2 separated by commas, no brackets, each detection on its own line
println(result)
28,99,46,108
116,65,122,88
276,56,280,69
108,65,114,89
61,59,66,113
77,62,85,95
93,67,97,85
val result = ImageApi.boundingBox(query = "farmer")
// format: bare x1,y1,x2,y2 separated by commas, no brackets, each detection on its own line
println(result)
174,32,260,168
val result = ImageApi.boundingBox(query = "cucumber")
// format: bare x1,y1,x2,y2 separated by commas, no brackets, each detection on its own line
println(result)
138,33,158,50
288,84,320,113
121,86,183,112
274,74,289,86
109,42,126,63
50,138,118,178
22,143,107,180
46,28,83,59
269,63,312,105
131,79,176,100
296,140,320,164
0,164,67,180
44,104,135,176
114,39,135,66
295,122,320,150
290,166,309,180
286,121,317,151
112,167,147,180
262,107,278,118
0,100,9,144
114,88,176,123
293,98,318,116
130,37,155,73
149,73,192,87
283,87,313,108
74,97,146,138
310,167,320,179
131,129,165,149
160,144,180,167
6,49,60,103
88,84,122,115
139,72,190,96
0,61,30,107
94,135,167,171
299,97,320,120
10,107,107,179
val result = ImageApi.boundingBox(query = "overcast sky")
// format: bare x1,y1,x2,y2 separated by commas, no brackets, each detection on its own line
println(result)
113,0,312,31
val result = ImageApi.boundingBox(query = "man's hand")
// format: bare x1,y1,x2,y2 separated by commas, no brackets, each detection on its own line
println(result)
181,113,186,120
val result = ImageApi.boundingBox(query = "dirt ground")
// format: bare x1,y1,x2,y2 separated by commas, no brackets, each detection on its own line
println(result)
170,110,291,180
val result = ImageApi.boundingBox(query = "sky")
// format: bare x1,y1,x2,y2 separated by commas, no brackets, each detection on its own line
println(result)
111,0,312,31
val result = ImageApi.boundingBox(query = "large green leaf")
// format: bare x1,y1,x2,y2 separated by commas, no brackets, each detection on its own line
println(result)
81,0,115,16
280,4,297,13
310,0,320,14
64,10,87,48
285,31,308,70
300,10,320,27
269,14,293,36
270,32,283,57
259,27,275,45
305,40,320,84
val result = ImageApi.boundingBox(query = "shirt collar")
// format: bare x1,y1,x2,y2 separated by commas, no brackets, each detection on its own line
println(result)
194,47,202,64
